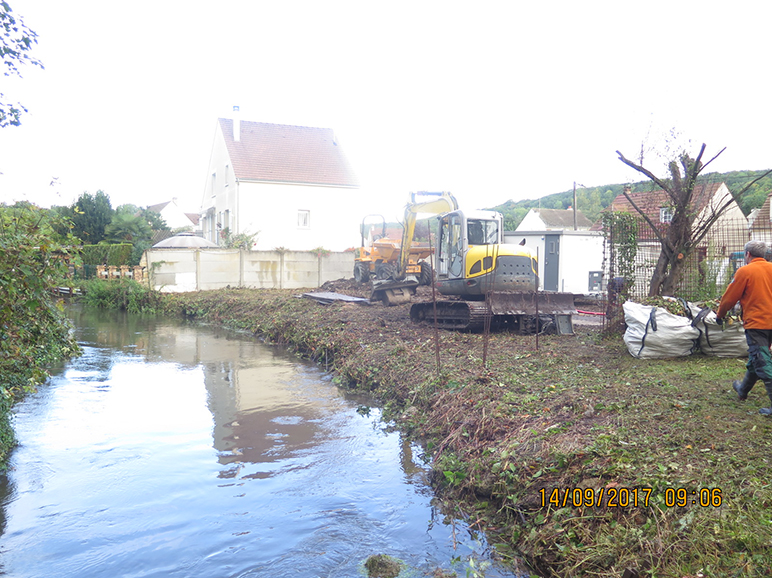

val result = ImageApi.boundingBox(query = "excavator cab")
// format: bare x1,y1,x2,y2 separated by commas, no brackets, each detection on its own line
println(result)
434,209,538,296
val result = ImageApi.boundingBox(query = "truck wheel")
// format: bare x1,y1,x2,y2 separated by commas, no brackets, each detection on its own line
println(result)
375,263,396,280
418,261,433,286
354,263,370,283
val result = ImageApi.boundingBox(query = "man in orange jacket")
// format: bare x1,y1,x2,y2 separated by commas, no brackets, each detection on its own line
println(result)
716,240,772,415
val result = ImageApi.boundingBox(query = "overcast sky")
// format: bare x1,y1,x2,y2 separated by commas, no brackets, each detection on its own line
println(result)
1,0,770,222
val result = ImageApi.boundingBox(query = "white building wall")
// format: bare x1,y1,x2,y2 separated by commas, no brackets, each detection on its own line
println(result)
237,181,364,252
200,124,238,244
557,232,605,293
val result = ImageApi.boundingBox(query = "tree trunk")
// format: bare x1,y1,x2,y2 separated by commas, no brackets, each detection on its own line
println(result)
661,255,687,296
648,250,670,297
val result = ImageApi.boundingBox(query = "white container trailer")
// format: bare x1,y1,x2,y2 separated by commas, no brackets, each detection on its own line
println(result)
503,229,605,295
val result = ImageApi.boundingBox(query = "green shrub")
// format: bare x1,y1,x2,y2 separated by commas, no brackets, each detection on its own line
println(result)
0,202,81,463
79,279,163,314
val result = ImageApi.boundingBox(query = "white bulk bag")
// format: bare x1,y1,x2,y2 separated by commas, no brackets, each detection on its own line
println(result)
687,304,747,358
623,301,700,359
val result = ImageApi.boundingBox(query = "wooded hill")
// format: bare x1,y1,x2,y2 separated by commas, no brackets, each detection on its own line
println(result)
490,169,772,231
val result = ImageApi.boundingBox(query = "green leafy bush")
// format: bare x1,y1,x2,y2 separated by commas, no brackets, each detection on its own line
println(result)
0,203,81,463
79,279,163,314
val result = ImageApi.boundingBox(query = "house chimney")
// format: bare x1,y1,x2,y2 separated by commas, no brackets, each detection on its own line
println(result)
232,105,240,142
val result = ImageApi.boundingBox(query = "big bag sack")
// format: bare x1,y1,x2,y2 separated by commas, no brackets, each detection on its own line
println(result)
623,301,700,359
687,304,747,358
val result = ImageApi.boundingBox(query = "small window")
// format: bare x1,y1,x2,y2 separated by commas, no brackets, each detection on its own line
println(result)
298,210,310,228
660,207,673,223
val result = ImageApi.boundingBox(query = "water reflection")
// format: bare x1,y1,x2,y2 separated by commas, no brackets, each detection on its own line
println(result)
0,306,524,578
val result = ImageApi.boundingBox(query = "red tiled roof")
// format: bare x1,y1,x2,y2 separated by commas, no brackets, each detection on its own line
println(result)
592,182,725,230
219,119,359,187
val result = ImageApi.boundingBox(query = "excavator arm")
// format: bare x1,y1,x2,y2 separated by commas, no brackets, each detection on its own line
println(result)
397,191,458,279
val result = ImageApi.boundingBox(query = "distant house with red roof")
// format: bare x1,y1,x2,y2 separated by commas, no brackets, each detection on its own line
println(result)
594,182,748,296
748,191,772,244
200,110,360,250
594,182,745,234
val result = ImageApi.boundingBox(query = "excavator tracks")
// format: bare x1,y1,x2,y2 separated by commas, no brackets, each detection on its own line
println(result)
409,291,577,334
409,301,490,331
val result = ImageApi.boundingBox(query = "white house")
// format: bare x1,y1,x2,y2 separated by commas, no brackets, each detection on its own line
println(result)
147,198,199,231
200,112,361,251
516,208,593,231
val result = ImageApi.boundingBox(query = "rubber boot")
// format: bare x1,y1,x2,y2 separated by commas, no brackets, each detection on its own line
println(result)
759,381,772,416
733,372,756,401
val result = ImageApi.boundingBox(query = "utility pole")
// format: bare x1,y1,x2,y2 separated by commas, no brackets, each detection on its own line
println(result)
572,182,577,230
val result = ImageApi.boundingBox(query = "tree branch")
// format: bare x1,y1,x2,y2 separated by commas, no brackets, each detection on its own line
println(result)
701,147,726,172
616,150,671,192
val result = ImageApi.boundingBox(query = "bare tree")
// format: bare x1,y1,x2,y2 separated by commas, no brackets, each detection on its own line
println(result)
616,144,772,296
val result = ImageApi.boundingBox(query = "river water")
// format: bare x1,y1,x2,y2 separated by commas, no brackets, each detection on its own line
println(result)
0,307,525,578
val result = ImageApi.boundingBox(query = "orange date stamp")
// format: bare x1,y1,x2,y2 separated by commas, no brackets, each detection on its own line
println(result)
539,487,723,508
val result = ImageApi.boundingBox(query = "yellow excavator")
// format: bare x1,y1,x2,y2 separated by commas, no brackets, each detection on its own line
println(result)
372,191,576,333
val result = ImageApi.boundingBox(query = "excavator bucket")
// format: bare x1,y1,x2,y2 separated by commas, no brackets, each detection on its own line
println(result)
488,291,576,316
370,278,419,306
489,291,576,335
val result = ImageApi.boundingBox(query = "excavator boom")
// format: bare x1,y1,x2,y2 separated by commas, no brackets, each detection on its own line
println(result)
397,191,458,279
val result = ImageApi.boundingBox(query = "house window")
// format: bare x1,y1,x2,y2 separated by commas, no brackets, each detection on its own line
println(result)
211,172,217,196
660,207,673,223
298,210,310,228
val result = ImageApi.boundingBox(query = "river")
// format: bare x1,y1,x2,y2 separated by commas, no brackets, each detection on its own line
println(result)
0,306,526,577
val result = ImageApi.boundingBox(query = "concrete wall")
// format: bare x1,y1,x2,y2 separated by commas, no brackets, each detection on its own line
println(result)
143,248,354,292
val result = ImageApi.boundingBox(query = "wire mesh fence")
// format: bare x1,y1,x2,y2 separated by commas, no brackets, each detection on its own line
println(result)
603,215,754,303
